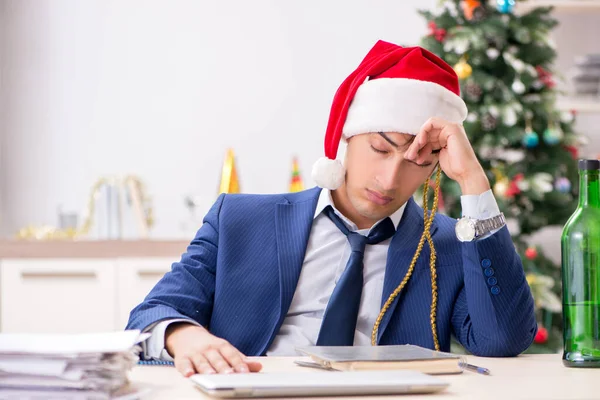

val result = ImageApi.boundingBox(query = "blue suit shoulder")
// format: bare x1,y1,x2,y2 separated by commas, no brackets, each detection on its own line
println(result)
218,188,320,212
215,187,321,228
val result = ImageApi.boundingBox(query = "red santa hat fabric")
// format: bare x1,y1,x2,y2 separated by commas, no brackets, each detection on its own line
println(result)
312,40,468,190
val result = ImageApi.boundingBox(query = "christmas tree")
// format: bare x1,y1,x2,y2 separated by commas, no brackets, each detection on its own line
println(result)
419,0,582,352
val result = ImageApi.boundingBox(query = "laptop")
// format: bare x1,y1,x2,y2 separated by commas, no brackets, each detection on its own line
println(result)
190,369,449,398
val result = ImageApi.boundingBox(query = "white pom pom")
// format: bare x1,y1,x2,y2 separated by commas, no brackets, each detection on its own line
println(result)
311,157,345,190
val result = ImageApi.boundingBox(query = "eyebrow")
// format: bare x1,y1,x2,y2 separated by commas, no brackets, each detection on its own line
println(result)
377,131,441,156
377,132,416,149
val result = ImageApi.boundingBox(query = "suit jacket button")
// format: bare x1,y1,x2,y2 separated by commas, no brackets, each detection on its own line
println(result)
487,277,498,286
491,285,501,295
481,258,492,268
484,267,495,277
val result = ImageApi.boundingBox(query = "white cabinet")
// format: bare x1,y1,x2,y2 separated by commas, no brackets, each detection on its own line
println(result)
116,258,173,329
0,257,176,333
0,259,117,333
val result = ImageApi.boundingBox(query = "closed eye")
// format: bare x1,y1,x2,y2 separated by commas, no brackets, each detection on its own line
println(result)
371,145,389,154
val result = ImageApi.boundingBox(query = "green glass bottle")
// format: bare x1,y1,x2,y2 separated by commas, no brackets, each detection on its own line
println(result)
561,159,600,367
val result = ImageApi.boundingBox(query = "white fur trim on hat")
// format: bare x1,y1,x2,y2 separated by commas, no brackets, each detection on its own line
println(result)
342,78,468,137
312,157,345,190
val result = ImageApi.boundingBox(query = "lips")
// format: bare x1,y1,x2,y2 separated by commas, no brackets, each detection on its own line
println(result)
366,189,393,206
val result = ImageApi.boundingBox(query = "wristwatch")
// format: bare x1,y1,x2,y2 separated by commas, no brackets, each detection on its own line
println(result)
455,213,506,242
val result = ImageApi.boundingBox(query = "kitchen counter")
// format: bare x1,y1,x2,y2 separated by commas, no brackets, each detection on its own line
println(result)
0,239,190,258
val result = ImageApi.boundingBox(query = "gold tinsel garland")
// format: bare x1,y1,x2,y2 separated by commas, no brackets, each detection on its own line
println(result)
16,175,154,240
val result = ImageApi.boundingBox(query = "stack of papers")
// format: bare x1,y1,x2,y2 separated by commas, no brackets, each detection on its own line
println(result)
0,330,148,399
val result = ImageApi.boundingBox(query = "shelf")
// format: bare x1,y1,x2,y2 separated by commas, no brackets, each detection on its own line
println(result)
517,0,600,11
556,97,600,113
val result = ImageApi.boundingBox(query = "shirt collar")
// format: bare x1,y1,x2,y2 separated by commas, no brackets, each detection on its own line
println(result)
314,189,406,231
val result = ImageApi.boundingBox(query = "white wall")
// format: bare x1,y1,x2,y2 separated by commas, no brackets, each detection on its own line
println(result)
0,0,438,238
1,1,599,242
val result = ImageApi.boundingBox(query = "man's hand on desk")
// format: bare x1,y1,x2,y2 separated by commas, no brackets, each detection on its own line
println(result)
165,323,263,377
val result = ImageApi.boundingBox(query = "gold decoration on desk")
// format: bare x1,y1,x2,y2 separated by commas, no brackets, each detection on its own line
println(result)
219,148,241,194
16,225,79,241
16,175,154,241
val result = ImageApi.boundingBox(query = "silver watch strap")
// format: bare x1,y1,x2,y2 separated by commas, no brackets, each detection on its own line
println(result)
474,213,506,237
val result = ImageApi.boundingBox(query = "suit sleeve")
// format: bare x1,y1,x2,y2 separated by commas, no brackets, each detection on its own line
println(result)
451,225,537,356
125,194,225,336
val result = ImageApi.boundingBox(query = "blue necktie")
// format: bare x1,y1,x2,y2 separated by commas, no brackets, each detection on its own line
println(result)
316,205,396,346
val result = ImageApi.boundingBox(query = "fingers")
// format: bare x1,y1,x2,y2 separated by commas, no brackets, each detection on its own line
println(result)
406,131,433,162
175,356,203,377
190,353,217,375
170,330,261,377
416,143,434,165
204,348,235,374
219,344,250,373
246,360,264,372
406,117,456,161
406,133,425,161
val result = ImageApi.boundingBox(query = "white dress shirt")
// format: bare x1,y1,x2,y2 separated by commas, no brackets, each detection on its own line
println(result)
144,189,501,360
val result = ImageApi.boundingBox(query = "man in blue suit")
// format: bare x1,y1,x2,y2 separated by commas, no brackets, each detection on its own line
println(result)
127,41,536,377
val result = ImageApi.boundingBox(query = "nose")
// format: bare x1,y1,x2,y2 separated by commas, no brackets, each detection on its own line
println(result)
377,158,401,191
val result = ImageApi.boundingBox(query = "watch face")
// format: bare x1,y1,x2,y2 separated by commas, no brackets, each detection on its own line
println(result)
455,218,476,242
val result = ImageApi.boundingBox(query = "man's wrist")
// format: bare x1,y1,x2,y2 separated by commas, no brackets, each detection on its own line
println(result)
457,168,490,195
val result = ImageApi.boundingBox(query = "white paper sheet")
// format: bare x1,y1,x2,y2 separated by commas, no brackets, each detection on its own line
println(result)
0,330,143,355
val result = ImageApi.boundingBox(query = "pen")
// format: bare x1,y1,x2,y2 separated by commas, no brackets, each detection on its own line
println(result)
461,362,490,375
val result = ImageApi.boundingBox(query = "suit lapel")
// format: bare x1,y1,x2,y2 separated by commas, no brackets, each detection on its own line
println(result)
259,188,320,354
377,197,439,343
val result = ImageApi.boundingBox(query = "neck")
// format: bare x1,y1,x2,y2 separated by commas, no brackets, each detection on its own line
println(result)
330,183,377,230
578,169,600,208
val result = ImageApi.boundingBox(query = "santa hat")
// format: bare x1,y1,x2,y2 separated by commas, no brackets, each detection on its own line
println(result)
312,40,468,190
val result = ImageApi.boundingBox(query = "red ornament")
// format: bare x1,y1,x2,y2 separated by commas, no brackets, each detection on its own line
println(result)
534,325,548,344
428,21,447,42
563,145,579,160
505,173,524,198
535,66,556,89
435,29,447,42
525,247,538,260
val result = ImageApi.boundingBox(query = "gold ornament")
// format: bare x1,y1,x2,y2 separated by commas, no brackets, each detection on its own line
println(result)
454,58,472,80
490,167,509,198
493,179,509,198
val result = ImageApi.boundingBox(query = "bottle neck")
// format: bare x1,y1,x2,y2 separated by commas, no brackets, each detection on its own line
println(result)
578,170,600,208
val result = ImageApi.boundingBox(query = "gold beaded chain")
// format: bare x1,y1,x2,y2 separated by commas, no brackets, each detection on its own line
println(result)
371,166,442,351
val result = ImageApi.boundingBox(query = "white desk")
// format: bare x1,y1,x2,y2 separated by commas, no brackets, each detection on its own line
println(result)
129,354,596,399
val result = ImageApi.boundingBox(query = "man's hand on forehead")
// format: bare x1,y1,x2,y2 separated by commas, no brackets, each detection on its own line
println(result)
404,117,490,195
405,117,455,163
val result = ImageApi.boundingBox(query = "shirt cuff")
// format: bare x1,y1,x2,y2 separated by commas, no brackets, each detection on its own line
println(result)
460,189,501,219
144,318,200,361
